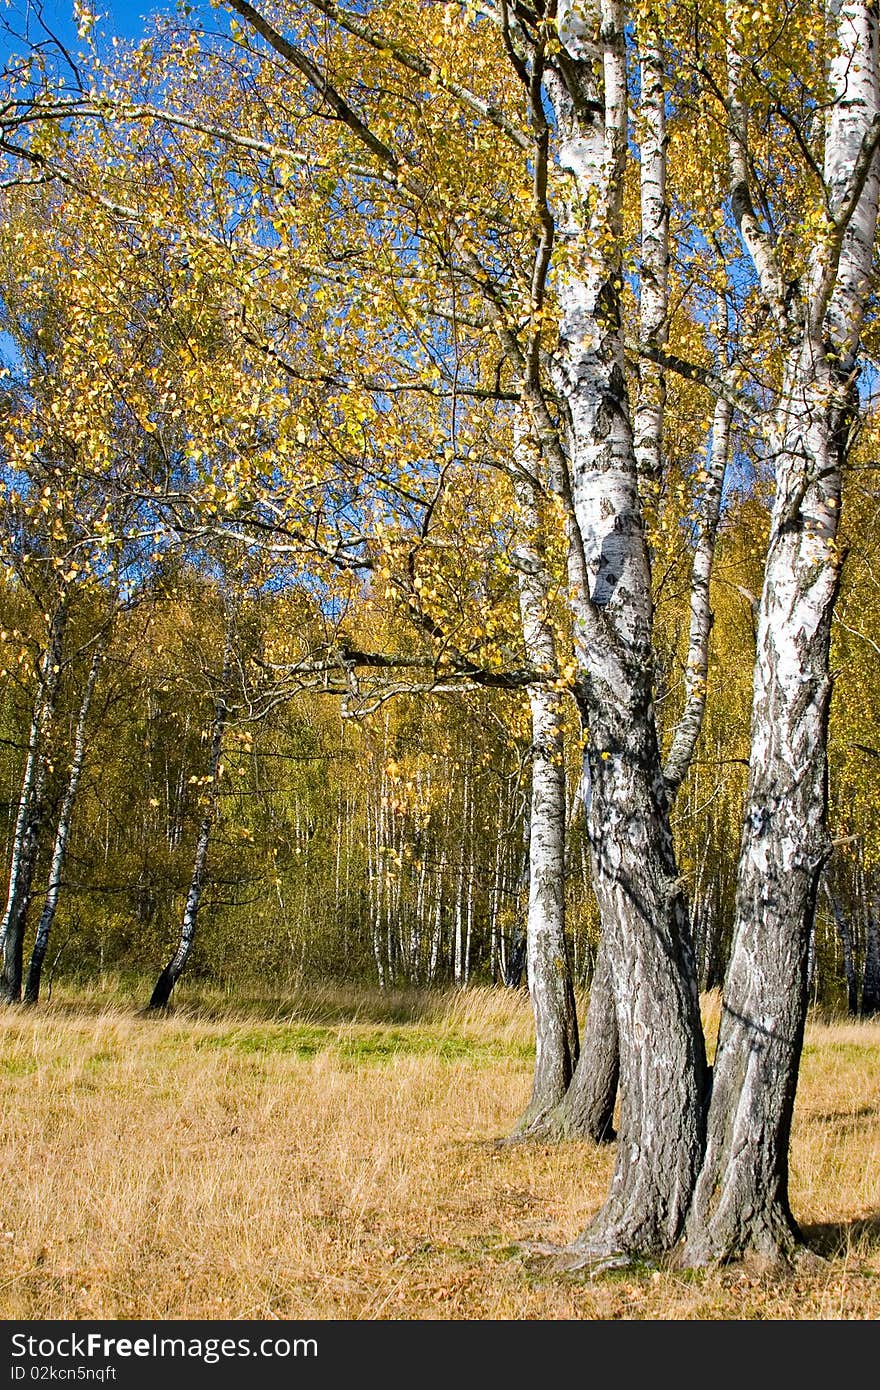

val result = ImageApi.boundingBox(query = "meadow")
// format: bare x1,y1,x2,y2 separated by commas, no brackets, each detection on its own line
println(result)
0,983,877,1320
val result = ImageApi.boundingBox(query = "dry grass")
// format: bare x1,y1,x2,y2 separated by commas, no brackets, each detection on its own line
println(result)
0,981,877,1320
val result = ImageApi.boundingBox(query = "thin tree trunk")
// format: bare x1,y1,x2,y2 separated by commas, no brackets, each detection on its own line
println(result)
0,599,67,1003
428,885,442,984
464,795,474,987
148,634,232,1009
633,25,668,496
825,882,859,1015
24,635,106,1004
664,396,732,793
861,888,880,1015
510,450,579,1133
367,803,384,988
543,934,619,1142
453,788,465,986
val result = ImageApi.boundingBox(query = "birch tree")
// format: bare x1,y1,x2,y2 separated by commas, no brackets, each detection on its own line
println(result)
51,0,710,1257
510,437,579,1132
23,626,107,1003
528,8,734,1146
681,0,880,1265
0,595,68,1001
148,611,233,1009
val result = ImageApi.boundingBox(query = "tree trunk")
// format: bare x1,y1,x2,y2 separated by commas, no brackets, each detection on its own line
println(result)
633,25,668,496
529,13,727,1178
519,5,707,1256
512,681,580,1129
862,890,880,1015
683,0,880,1267
510,453,579,1134
561,691,706,1259
24,635,105,1005
542,934,619,1142
148,636,232,1010
684,384,841,1260
663,396,732,794
825,882,859,1016
0,600,67,1003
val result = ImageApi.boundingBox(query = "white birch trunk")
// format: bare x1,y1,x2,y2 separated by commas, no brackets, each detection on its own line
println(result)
0,599,68,1002
148,632,232,1009
510,442,579,1132
664,397,732,792
24,634,106,1004
539,4,707,1257
633,25,668,491
685,0,880,1264
453,793,465,985
553,40,727,1149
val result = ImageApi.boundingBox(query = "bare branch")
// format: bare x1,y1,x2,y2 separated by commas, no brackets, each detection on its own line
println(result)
224,0,400,173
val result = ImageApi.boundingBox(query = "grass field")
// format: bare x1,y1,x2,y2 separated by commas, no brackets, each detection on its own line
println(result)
0,982,877,1320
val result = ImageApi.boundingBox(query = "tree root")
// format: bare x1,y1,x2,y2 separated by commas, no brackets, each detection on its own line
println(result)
506,1098,617,1146
516,1238,634,1276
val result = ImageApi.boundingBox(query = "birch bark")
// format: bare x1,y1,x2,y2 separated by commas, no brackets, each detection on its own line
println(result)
24,634,106,1004
0,599,68,1003
148,631,233,1009
633,25,668,494
534,1,707,1257
510,447,579,1134
684,0,880,1265
862,891,880,1014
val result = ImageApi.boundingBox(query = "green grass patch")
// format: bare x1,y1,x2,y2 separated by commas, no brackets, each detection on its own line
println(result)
84,1050,116,1071
335,1028,513,1064
192,1022,530,1066
194,1024,330,1058
0,1055,37,1076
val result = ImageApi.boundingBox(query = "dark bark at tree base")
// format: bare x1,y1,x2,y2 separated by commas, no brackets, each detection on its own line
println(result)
508,680,579,1138
513,938,619,1143
559,721,707,1259
147,966,178,1010
0,907,27,1004
22,943,47,1005
1,828,42,1003
681,341,846,1266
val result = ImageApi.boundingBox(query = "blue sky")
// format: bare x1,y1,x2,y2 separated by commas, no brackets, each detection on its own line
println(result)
1,1,175,59
46,2,161,40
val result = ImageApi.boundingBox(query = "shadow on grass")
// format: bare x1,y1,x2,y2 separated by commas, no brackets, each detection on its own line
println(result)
31,975,534,1031
802,1213,880,1258
806,1104,877,1125
136,985,489,1027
